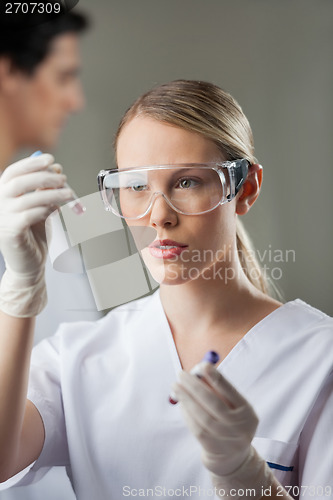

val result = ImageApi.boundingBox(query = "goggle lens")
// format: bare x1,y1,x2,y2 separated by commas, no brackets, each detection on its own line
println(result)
103,166,225,219
98,161,248,220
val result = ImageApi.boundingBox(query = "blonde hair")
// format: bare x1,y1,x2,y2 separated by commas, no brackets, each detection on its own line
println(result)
114,80,270,295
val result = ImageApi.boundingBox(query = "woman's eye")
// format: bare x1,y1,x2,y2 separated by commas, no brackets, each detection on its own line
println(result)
123,180,147,191
130,184,147,191
177,178,199,189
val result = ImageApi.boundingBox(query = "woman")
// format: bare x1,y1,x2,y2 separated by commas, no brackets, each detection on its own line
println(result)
0,80,332,499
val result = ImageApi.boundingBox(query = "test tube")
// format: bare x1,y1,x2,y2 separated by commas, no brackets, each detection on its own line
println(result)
169,350,220,405
30,151,86,214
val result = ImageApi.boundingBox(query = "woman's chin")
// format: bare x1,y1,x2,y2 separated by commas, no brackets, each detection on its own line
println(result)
141,248,205,286
145,265,186,286
142,260,197,286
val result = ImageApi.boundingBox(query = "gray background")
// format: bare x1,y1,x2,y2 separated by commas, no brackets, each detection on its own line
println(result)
1,0,332,499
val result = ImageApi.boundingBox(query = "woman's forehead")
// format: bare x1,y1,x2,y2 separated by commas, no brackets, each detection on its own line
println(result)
116,165,220,179
116,116,223,168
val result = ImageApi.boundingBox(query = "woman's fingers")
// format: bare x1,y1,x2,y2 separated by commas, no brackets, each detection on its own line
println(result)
3,189,73,220
0,206,57,236
172,382,222,438
2,171,67,199
0,188,73,232
175,371,232,417
202,364,252,409
50,163,63,174
173,376,251,457
10,187,74,213
0,154,55,183
176,367,245,412
174,367,258,430
18,206,61,228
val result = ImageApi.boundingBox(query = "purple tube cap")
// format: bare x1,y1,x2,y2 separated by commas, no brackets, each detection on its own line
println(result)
202,350,220,364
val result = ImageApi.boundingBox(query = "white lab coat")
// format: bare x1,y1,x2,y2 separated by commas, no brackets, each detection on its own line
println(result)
0,192,155,500
1,290,332,499
0,253,101,500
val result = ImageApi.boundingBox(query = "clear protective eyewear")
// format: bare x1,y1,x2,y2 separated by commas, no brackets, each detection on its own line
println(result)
97,159,249,220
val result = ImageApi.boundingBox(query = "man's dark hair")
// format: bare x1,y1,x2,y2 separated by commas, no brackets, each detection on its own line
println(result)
0,3,88,75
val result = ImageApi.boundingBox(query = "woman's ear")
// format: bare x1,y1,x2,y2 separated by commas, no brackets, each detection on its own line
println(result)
236,163,263,215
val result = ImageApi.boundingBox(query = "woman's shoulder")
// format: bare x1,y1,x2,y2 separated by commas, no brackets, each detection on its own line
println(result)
277,298,333,333
243,297,333,363
251,298,333,367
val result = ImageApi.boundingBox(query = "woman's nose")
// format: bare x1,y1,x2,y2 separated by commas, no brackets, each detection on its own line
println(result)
149,192,178,228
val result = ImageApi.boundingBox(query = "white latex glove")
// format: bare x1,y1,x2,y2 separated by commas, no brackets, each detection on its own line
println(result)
0,154,74,317
172,363,276,499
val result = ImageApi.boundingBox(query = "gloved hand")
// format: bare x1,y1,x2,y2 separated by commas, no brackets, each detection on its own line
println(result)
0,154,74,317
172,363,276,499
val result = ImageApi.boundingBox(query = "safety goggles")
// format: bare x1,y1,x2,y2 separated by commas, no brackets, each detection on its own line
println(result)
97,159,249,220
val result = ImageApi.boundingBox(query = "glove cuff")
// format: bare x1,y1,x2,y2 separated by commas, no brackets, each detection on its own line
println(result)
209,446,275,500
0,268,47,317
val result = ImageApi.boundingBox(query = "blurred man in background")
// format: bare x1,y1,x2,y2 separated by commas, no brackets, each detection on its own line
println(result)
0,4,98,500
0,5,86,170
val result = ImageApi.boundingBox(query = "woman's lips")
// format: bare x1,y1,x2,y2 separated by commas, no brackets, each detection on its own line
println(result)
148,239,188,259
